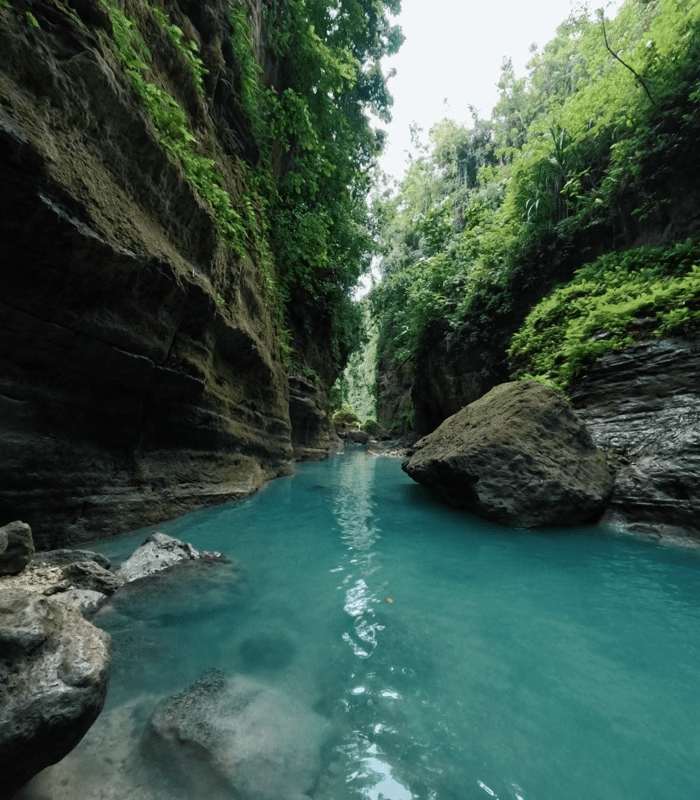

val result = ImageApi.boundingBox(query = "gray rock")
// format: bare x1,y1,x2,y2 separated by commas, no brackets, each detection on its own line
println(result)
0,591,111,797
33,549,112,571
144,670,331,800
61,561,123,596
348,430,370,445
0,521,35,576
52,588,111,615
571,333,700,538
403,380,613,528
115,533,222,584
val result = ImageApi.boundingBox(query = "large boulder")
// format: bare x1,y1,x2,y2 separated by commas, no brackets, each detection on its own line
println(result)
0,591,111,798
402,380,613,528
0,521,35,576
144,670,331,800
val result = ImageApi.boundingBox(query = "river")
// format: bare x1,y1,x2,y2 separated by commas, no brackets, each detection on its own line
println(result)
20,449,700,800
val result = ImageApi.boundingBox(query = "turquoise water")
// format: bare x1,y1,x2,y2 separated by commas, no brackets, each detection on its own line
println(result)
89,450,700,799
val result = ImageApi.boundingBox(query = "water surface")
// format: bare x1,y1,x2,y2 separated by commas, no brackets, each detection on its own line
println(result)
41,450,700,799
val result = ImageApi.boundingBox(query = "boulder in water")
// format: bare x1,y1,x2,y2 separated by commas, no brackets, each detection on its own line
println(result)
0,591,111,797
115,532,222,583
145,670,331,800
403,380,613,528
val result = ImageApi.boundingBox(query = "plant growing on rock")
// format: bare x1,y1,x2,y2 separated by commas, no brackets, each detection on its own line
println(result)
508,240,700,392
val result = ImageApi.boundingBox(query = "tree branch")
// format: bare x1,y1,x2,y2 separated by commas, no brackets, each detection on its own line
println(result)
598,10,655,106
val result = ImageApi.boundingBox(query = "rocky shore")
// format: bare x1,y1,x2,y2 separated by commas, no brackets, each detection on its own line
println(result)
0,523,231,798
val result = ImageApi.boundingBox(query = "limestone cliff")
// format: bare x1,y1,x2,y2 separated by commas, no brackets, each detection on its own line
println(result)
0,0,338,549
570,333,700,539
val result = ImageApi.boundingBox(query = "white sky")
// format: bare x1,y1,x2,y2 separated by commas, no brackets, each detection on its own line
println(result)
376,0,625,182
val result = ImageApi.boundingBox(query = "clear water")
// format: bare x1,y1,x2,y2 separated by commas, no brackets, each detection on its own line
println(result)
54,451,700,798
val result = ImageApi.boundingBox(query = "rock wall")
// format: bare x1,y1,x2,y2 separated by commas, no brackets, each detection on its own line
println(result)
570,333,700,538
0,0,303,549
376,348,414,434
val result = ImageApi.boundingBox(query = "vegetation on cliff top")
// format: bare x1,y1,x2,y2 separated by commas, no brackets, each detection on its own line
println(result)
509,239,700,391
357,0,700,419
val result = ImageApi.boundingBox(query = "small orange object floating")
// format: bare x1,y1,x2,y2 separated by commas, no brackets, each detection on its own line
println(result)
385,598,394,604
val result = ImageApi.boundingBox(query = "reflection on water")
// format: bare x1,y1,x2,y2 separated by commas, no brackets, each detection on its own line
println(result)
332,454,416,799
337,454,384,659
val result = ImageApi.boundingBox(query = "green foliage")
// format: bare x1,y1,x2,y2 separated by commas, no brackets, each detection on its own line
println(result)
149,4,207,95
261,0,403,355
290,361,324,388
508,240,700,392
25,10,39,27
333,300,378,419
227,2,267,151
101,0,278,306
370,0,700,403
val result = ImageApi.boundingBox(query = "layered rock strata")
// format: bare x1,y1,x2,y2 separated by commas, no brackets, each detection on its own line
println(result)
0,0,295,548
570,332,700,538
403,381,613,528
288,374,343,461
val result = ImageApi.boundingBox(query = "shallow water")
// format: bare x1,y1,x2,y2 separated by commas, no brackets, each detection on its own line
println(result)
39,450,700,799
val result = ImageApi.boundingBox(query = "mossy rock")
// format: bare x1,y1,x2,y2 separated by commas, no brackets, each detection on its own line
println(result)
403,380,613,528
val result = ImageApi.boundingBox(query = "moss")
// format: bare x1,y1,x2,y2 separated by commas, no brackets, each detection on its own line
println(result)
508,239,700,393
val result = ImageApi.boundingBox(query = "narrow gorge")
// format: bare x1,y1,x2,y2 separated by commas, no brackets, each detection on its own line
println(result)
2,0,700,797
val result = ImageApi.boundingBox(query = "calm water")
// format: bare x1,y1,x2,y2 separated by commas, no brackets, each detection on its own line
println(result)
43,451,700,798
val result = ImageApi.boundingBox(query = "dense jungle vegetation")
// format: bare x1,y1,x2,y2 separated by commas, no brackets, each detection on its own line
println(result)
336,0,700,430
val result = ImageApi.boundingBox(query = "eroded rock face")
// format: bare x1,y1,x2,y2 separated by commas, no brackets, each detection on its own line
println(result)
0,521,34,576
288,374,343,461
0,591,111,798
403,381,613,528
0,0,293,550
144,670,331,800
571,333,700,538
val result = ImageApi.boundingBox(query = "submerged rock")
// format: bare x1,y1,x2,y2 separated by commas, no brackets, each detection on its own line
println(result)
0,521,35,577
115,532,222,584
0,591,111,798
144,670,331,800
403,380,613,528
239,630,296,672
